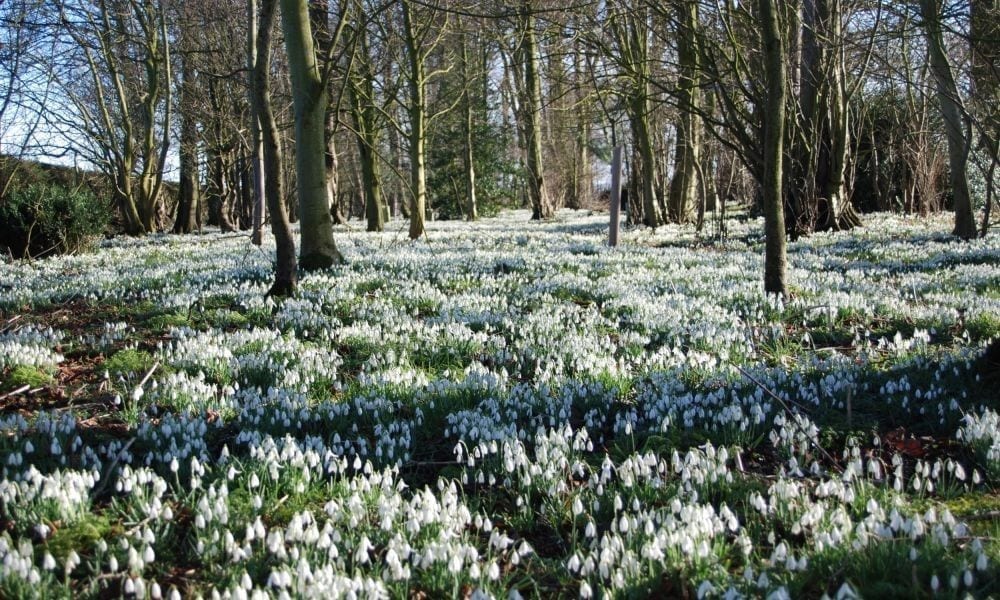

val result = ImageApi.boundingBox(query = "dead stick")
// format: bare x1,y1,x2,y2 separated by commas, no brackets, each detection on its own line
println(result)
734,364,842,472
91,438,136,499
136,361,160,391
0,315,22,334
0,384,30,400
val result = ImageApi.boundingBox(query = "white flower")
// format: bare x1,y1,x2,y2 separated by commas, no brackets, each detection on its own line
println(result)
354,536,373,564
64,550,80,574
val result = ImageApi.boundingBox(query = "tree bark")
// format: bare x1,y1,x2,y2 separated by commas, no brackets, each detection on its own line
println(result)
667,0,701,225
280,0,343,268
920,0,977,239
759,0,789,297
460,27,478,220
521,2,552,220
629,91,659,227
249,0,265,245
255,0,297,296
347,16,385,232
173,136,199,235
401,0,428,238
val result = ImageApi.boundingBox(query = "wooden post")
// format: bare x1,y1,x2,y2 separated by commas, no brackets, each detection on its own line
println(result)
609,145,622,247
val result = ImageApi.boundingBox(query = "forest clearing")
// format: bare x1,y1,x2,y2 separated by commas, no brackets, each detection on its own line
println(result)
1,210,998,598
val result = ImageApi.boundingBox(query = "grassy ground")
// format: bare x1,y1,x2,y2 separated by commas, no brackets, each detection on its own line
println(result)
0,210,998,598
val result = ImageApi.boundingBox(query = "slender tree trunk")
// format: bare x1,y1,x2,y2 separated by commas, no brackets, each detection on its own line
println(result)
347,17,385,232
460,28,478,220
350,77,384,232
668,0,701,225
759,0,789,296
521,2,552,220
249,0,265,245
983,137,998,236
920,0,976,239
400,0,428,238
255,0,296,295
280,0,343,268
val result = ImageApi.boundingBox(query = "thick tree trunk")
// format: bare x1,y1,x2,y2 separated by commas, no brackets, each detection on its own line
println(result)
173,127,200,234
173,52,200,234
255,0,296,296
116,169,144,236
312,1,343,233
207,147,237,232
280,0,343,268
920,0,977,239
629,92,659,227
759,0,789,297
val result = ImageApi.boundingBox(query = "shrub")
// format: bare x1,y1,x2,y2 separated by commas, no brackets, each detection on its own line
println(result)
0,183,110,258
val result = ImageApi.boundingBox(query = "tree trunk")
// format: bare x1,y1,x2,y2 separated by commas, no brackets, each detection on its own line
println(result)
173,119,200,234
920,0,976,239
255,0,296,296
347,19,385,232
116,169,144,236
351,78,384,232
521,2,552,220
759,0,789,297
280,0,343,268
818,0,861,231
249,0,266,245
173,42,200,234
401,0,428,238
667,0,701,225
629,92,659,227
460,28,478,220
311,1,343,233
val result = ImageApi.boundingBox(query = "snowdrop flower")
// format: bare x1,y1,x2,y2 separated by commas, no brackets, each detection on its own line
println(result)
354,535,373,564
